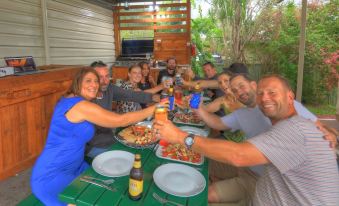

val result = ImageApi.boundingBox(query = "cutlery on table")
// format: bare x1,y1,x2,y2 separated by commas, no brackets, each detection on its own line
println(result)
82,175,115,184
152,192,184,206
80,177,116,192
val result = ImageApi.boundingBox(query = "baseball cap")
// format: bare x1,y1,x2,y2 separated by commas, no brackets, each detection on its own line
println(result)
224,63,248,74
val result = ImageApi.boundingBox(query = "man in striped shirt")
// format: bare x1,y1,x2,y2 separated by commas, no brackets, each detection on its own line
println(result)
196,73,337,205
154,75,339,205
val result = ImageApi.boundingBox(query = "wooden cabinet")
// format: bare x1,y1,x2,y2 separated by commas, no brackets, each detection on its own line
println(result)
0,66,84,180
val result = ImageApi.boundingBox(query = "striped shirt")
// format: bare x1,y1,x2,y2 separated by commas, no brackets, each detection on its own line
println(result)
248,116,339,206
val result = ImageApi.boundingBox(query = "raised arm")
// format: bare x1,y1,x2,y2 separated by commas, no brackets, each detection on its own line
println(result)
204,97,223,113
149,75,156,88
194,106,230,131
183,79,219,89
111,84,153,104
67,100,157,128
144,83,164,94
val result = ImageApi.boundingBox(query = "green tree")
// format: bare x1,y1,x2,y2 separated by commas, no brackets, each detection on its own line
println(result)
191,8,223,76
252,1,339,104
210,0,275,63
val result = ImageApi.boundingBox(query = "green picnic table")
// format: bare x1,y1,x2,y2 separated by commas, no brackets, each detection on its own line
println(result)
59,142,208,206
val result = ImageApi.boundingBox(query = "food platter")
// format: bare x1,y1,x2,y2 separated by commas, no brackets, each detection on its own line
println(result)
114,121,157,149
172,112,205,127
155,126,208,165
156,143,203,165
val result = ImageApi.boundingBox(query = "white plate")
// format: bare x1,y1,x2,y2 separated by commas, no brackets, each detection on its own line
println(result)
153,163,206,197
179,126,209,137
92,151,134,177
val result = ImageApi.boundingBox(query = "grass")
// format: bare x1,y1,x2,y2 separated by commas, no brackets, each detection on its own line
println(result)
305,104,336,116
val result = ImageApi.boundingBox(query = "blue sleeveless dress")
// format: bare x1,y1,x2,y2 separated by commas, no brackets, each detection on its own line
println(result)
31,96,95,206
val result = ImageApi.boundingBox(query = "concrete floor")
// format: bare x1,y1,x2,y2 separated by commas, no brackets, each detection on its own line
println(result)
0,169,31,206
1,119,338,206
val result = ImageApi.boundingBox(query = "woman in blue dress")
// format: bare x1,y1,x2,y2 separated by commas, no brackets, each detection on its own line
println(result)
31,68,162,206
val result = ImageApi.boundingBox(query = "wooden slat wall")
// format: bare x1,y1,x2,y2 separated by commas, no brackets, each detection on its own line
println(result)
0,0,115,66
113,1,191,63
0,66,83,180
0,0,44,65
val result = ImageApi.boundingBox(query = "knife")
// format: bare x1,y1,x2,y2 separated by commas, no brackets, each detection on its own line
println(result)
80,177,117,192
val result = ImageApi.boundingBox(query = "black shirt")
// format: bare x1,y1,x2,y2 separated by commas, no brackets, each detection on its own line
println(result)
157,69,176,84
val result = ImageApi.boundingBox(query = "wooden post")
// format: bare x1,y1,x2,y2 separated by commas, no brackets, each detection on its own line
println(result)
336,80,339,121
296,0,307,102
113,6,121,58
41,0,50,65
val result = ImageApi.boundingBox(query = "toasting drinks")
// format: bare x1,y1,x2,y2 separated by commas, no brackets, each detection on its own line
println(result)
174,89,183,104
168,86,174,111
129,154,143,201
190,83,201,109
155,104,168,121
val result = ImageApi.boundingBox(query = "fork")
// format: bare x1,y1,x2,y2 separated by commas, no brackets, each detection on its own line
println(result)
152,192,184,206
80,178,116,192
82,175,115,185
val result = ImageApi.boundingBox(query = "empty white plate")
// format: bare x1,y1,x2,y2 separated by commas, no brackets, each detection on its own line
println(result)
153,163,206,197
92,150,134,177
179,126,209,137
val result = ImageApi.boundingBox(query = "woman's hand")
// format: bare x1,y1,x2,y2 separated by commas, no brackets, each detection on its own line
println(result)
316,122,338,149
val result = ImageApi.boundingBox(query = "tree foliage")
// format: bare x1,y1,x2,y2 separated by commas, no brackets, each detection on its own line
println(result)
252,0,339,104
191,4,223,76
210,0,275,63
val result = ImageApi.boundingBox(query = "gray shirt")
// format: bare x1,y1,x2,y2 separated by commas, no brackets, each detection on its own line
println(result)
249,116,339,206
86,83,153,151
221,100,317,139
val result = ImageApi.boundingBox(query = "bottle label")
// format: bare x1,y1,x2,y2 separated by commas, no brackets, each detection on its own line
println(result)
169,96,175,110
129,179,143,196
190,93,201,109
133,161,141,168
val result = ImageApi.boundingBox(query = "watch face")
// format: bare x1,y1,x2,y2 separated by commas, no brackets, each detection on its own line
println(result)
185,137,193,145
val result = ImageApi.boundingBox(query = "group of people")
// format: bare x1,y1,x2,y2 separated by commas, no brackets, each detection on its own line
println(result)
30,58,339,206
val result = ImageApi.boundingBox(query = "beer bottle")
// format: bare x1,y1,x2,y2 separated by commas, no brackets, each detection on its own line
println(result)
129,154,143,201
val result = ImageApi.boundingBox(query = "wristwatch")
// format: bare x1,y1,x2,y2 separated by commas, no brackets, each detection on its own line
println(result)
184,133,195,149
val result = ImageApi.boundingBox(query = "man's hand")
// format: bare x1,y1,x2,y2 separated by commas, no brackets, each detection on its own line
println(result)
153,120,186,145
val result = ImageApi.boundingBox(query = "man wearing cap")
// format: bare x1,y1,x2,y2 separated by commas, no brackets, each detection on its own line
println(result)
183,62,249,99
224,62,249,74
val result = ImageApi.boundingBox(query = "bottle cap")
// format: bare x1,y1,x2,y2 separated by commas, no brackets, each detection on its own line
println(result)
135,154,141,159
194,83,200,90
